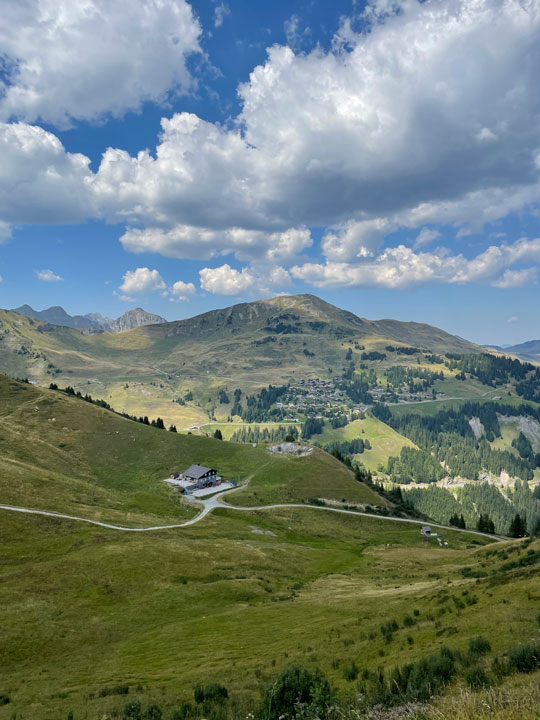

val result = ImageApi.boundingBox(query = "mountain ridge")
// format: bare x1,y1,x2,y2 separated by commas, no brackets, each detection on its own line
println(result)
0,293,484,428
12,304,166,333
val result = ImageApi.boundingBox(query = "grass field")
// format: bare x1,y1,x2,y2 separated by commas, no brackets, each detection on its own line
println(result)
3,503,534,720
2,375,540,719
228,446,386,507
390,393,534,418
311,416,417,472
0,376,382,524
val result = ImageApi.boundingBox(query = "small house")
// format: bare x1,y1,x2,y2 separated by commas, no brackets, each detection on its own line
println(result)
181,464,221,490
420,525,432,537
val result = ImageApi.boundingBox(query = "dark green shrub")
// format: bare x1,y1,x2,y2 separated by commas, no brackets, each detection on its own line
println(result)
259,665,332,720
507,644,540,673
123,701,142,719
0,695,10,706
468,636,491,657
194,684,228,704
362,648,456,707
343,661,358,681
464,666,491,690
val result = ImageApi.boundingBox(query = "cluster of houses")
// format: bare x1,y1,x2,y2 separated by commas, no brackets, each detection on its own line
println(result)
277,377,354,414
169,464,222,493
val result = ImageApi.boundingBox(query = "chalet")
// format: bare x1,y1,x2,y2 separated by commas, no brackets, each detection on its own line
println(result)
181,464,221,490
420,525,432,537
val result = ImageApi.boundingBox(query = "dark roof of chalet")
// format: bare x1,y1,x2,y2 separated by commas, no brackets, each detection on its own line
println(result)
183,464,216,479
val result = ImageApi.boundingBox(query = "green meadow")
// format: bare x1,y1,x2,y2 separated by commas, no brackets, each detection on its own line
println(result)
2,376,540,719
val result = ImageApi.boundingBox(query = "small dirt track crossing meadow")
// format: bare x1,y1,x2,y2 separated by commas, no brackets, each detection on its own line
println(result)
0,483,506,541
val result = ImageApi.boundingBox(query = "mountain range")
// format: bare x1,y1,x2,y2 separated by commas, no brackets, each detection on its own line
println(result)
12,304,166,333
0,293,484,427
485,339,540,363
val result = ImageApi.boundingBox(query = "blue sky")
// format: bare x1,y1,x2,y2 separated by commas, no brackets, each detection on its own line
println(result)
1,0,540,345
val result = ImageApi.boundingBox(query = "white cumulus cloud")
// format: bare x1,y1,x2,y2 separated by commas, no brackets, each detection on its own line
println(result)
0,0,201,127
491,267,537,289
171,280,196,300
291,238,540,290
200,263,291,295
119,268,166,295
119,224,312,264
1,0,540,292
36,268,63,282
200,264,257,295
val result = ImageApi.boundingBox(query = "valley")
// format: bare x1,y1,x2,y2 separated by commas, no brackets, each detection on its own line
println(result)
2,296,540,719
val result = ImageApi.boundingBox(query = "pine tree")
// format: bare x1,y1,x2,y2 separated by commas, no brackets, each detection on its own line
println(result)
214,429,223,440
509,513,527,538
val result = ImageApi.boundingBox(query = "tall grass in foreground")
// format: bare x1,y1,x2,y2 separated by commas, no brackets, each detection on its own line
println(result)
427,679,540,720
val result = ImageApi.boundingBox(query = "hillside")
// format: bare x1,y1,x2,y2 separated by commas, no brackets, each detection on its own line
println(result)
0,294,482,428
0,375,383,524
2,374,540,719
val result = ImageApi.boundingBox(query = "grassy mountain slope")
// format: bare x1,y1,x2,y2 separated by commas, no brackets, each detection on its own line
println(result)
0,294,481,428
0,375,383,523
2,377,540,719
3,482,540,719
311,415,418,471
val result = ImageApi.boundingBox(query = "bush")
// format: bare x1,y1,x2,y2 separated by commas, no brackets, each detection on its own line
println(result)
468,636,491,657
259,665,332,720
507,644,540,673
123,701,142,719
343,661,359,681
194,684,228,705
464,666,491,690
363,648,456,707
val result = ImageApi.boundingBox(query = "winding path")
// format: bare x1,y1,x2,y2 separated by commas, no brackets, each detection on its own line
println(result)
0,484,506,541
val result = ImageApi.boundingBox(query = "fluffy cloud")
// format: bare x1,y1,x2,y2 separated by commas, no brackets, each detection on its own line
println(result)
2,0,540,292
0,123,93,226
88,0,540,250
0,0,201,127
36,269,63,282
119,224,311,263
321,219,390,262
291,238,540,290
171,280,196,300
200,264,257,295
200,263,291,295
119,268,166,295
491,267,537,289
